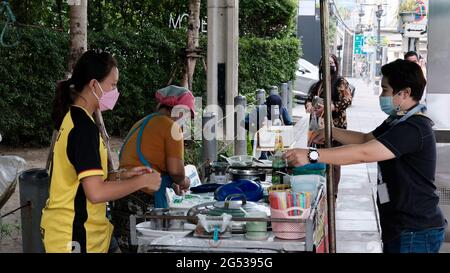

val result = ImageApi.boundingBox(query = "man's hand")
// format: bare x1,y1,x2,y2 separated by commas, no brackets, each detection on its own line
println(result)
282,148,310,167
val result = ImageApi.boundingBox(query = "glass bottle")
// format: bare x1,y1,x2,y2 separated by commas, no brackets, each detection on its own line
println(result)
271,130,287,184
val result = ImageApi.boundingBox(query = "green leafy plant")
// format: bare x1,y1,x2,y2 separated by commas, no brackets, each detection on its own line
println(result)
0,26,301,147
0,222,20,239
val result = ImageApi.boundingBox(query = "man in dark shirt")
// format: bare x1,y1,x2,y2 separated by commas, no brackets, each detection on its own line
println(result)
283,59,447,253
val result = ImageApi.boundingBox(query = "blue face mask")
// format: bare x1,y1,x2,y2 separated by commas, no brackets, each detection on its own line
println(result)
379,92,402,116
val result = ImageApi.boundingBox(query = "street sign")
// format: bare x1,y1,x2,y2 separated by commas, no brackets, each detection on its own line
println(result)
354,34,365,55
404,23,427,38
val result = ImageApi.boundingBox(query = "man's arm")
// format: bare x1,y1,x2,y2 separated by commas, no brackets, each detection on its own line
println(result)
332,128,375,145
310,127,375,145
284,140,395,167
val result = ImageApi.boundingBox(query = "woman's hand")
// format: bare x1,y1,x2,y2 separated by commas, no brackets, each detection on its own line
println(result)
305,102,313,113
314,104,324,116
282,148,309,167
173,177,191,196
139,172,162,194
122,166,153,179
309,129,326,146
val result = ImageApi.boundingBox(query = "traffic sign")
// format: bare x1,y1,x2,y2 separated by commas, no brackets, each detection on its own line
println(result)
354,34,366,55
404,23,427,38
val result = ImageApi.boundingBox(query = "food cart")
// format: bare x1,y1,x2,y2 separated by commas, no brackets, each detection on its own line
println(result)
129,176,329,253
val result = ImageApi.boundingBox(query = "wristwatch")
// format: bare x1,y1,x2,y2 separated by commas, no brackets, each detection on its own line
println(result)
307,147,319,163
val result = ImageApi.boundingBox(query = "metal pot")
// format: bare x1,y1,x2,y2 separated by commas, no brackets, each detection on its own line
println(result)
228,168,267,182
147,208,186,231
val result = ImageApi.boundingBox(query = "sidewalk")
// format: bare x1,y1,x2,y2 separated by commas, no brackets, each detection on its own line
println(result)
293,77,386,253
335,78,386,253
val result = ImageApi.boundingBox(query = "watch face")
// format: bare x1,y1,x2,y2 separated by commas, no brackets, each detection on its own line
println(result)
310,151,319,161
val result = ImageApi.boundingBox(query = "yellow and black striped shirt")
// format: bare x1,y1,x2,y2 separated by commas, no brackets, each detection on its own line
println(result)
41,105,113,253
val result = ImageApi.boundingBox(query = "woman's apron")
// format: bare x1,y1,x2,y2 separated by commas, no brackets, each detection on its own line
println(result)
119,113,173,208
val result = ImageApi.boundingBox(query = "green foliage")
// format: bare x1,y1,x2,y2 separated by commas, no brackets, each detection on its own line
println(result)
0,26,300,146
89,27,189,136
399,0,418,13
239,0,298,38
239,36,301,104
0,0,301,147
0,27,68,146
0,222,20,239
329,17,337,46
8,0,69,29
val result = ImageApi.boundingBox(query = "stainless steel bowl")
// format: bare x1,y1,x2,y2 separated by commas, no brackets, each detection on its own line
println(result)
228,168,267,182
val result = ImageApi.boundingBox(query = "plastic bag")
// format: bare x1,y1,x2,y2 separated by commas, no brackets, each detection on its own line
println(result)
197,213,232,233
0,156,26,210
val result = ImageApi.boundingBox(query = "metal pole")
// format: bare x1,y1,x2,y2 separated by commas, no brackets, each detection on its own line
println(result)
319,0,336,253
234,95,247,155
280,83,288,109
202,112,218,182
287,81,293,116
256,89,266,105
376,17,381,77
375,4,383,79
269,85,279,96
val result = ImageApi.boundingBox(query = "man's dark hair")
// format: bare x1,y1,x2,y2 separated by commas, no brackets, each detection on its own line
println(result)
404,51,419,60
381,59,426,101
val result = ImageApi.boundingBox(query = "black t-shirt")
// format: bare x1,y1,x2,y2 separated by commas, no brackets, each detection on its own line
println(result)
372,114,446,242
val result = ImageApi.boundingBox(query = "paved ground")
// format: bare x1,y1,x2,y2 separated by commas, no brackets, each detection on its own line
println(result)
335,78,385,253
294,77,385,252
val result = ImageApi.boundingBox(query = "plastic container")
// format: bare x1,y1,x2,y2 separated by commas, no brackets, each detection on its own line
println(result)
293,163,326,177
290,175,323,204
245,211,268,240
270,207,311,240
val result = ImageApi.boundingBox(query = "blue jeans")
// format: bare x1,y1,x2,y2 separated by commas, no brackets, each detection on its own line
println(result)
383,227,445,253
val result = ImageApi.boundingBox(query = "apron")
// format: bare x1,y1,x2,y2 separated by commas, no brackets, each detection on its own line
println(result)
119,113,173,208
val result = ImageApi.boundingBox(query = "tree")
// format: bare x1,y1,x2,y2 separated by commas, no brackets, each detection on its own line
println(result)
47,0,89,170
239,0,297,38
68,0,87,73
181,0,201,90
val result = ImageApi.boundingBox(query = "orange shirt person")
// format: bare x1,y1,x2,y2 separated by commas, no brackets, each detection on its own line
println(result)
111,85,195,252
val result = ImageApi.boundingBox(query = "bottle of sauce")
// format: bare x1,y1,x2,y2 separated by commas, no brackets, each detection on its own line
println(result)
271,130,287,184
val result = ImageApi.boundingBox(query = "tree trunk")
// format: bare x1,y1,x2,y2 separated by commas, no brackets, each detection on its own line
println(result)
67,0,88,73
47,0,116,171
181,0,201,90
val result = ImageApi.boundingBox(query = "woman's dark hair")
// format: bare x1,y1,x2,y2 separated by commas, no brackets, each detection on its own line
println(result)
52,50,118,129
318,54,340,81
381,59,426,101
310,54,343,102
157,104,174,113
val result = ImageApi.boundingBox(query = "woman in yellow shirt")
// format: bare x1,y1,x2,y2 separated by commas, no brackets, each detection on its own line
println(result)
41,50,161,253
